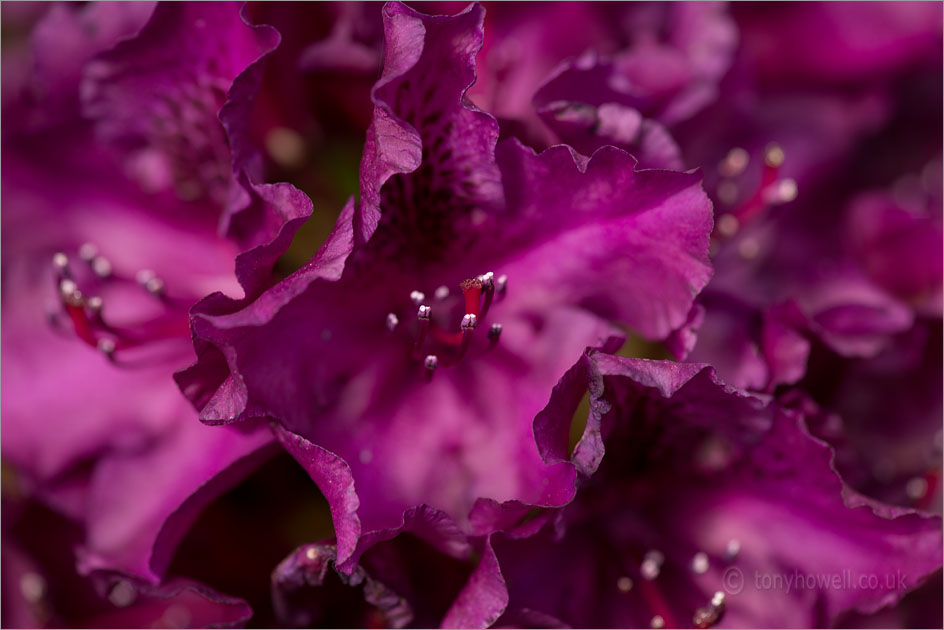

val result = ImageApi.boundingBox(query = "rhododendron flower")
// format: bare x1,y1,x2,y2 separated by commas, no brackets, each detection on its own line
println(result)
178,2,713,560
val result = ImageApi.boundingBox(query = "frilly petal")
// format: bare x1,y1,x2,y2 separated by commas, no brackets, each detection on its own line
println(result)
491,139,713,341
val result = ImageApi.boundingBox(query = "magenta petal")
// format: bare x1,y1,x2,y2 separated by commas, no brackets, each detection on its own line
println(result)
441,537,508,629
76,422,274,583
492,140,714,341
82,2,278,206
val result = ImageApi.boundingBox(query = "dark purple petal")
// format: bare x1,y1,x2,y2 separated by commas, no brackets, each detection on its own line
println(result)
354,1,501,261
441,537,508,629
273,424,362,568
272,543,412,629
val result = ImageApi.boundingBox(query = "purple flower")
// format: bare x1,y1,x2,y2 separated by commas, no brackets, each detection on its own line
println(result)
491,352,943,628
1,1,309,586
178,1,713,563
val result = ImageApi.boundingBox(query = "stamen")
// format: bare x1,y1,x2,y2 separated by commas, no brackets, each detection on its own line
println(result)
715,214,739,238
456,313,477,362
52,252,69,274
136,269,155,284
413,305,431,359
764,143,785,168
718,147,749,178
424,354,438,381
59,279,82,304
691,551,709,574
488,322,502,347
495,274,508,297
693,592,726,629
386,312,399,332
78,242,98,262
409,290,426,307
461,314,477,331
478,272,496,321
19,573,46,603
640,550,664,581
91,256,112,278
434,285,450,300
144,276,165,296
650,615,665,629
97,338,116,360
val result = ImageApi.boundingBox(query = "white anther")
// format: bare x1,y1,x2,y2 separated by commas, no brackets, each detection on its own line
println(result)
434,285,450,300
386,313,399,331
764,143,785,168
87,296,103,312
19,573,46,603
650,615,665,629
417,305,431,320
91,256,112,278
108,580,136,607
78,243,98,262
97,338,116,357
692,551,709,574
136,269,156,285
461,313,478,330
409,290,426,307
616,576,633,593
59,278,79,300
716,214,739,237
144,277,165,295
719,147,749,178
641,549,664,580
479,271,495,290
305,547,319,561
906,477,929,501
52,252,69,271
738,237,760,260
641,558,661,580
725,539,740,560
711,591,725,607
424,355,439,370
488,323,502,340
495,274,508,295
776,178,798,203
